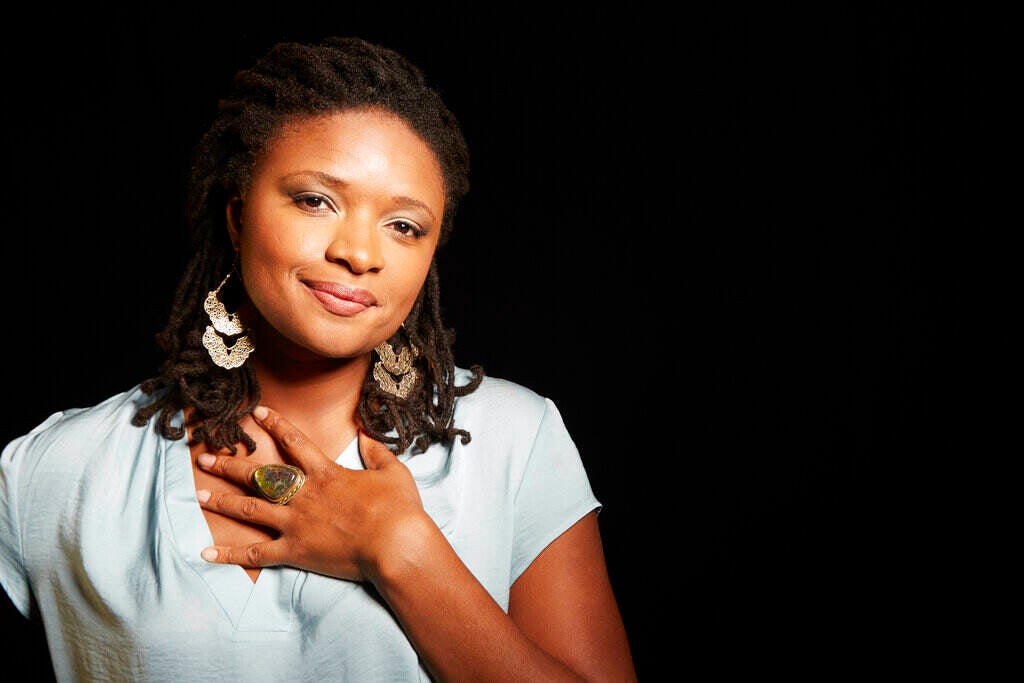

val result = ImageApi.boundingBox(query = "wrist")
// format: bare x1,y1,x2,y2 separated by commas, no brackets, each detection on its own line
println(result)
362,511,449,590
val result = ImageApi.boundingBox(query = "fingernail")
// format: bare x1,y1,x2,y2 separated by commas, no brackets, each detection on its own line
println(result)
201,548,218,561
253,405,269,420
197,453,215,468
196,489,211,503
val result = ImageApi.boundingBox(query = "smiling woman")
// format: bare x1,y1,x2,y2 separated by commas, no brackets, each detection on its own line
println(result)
228,111,445,366
0,37,636,682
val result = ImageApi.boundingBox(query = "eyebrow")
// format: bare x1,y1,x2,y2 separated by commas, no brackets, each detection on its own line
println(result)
285,170,437,222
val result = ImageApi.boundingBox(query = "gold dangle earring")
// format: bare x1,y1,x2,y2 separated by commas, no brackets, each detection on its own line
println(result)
373,327,419,399
201,269,254,369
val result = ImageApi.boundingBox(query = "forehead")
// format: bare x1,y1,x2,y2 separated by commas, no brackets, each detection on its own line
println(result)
258,109,446,209
273,109,441,174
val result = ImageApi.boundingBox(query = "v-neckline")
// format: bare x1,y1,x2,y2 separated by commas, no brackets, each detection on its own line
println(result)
162,418,361,630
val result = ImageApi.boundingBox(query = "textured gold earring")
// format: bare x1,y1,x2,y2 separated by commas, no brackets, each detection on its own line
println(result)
373,332,419,399
201,270,254,369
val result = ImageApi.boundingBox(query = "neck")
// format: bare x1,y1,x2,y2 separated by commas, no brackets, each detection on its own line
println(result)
248,350,370,458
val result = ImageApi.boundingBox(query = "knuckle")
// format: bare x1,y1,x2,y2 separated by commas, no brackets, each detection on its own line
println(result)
308,463,332,480
244,545,263,566
264,413,282,432
281,430,307,449
240,497,262,519
214,458,238,479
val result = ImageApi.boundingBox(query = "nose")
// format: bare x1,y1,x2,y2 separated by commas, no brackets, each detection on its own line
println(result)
325,211,384,274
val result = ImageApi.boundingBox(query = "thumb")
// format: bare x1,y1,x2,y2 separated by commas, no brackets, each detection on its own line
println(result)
358,429,399,470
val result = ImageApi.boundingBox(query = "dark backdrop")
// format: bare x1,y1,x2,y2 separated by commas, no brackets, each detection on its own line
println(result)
1,4,973,678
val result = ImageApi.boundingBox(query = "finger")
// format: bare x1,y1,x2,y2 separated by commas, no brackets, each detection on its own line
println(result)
196,452,265,489
358,429,399,470
200,541,283,569
196,487,286,529
251,405,333,469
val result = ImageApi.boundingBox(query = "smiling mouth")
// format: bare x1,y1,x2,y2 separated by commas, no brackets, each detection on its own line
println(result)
303,280,377,317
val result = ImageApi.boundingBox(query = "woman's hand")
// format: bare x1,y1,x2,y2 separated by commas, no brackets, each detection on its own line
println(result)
197,406,635,681
194,405,431,583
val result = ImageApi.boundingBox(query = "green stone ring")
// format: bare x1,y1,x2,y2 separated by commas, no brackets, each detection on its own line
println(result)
251,464,306,505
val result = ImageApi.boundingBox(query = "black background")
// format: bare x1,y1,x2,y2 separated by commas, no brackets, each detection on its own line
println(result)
1,3,977,678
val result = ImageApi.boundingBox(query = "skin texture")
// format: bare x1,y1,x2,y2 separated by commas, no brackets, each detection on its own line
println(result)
191,109,637,681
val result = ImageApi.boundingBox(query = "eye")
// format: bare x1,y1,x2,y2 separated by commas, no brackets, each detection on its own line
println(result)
293,193,336,213
387,219,427,239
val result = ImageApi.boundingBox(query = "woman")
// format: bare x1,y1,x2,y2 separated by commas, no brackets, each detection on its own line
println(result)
0,36,635,681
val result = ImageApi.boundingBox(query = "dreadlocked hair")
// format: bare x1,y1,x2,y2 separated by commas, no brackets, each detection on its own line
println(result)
360,260,481,454
132,36,484,455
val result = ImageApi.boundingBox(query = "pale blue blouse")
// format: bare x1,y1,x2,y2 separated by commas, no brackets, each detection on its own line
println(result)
0,369,599,681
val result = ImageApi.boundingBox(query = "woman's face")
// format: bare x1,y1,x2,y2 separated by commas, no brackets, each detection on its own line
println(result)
229,109,445,362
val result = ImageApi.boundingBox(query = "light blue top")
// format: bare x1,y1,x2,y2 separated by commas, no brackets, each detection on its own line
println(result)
0,370,599,681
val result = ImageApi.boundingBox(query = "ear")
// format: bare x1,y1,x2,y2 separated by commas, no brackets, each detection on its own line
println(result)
225,197,244,251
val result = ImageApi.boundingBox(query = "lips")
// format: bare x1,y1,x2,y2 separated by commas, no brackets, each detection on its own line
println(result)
303,280,377,316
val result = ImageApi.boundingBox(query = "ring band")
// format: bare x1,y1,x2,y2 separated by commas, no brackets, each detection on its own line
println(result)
252,464,306,505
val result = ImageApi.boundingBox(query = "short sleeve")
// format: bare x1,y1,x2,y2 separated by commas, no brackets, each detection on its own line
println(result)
510,398,600,582
0,412,64,618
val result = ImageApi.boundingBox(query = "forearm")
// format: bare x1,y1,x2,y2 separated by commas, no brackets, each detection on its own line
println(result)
367,515,585,683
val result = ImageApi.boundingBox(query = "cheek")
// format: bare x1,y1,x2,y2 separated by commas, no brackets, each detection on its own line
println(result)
388,252,435,308
237,230,301,309
240,224,321,271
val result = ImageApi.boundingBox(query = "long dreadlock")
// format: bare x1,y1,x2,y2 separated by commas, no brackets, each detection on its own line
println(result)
132,37,483,455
